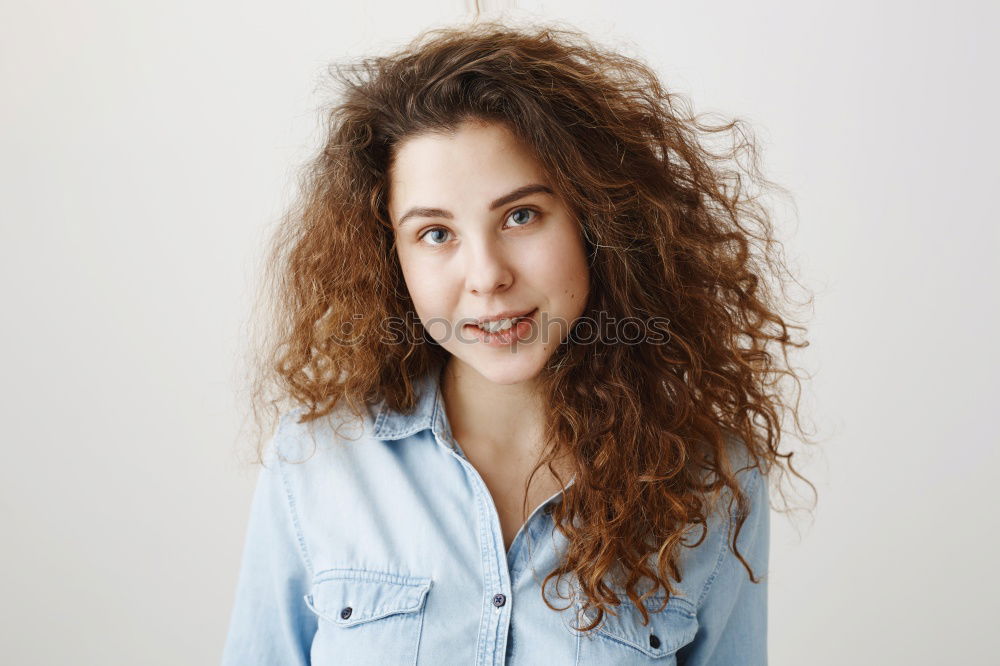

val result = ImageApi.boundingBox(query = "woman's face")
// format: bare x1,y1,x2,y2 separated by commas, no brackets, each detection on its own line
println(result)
388,119,590,386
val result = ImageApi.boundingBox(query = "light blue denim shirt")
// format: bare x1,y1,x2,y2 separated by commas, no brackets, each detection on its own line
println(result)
221,366,769,665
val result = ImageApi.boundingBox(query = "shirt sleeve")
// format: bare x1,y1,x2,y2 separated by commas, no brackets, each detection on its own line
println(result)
679,466,770,666
220,425,317,666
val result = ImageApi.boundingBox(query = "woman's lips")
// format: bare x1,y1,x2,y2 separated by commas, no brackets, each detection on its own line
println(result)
474,308,536,325
462,308,538,346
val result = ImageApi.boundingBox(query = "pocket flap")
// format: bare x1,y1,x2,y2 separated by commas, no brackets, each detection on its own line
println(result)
591,596,699,658
303,569,432,627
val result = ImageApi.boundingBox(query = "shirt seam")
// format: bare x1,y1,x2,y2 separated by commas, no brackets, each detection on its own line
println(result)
373,407,428,440
695,467,762,610
372,400,388,436
274,424,316,580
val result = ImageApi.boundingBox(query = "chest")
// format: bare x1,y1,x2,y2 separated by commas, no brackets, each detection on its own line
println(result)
486,465,563,551
290,432,707,665
456,439,570,551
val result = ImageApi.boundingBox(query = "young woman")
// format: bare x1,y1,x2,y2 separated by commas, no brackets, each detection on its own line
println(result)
222,20,812,666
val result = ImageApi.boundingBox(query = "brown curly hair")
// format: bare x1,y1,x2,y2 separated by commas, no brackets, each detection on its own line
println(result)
244,19,816,634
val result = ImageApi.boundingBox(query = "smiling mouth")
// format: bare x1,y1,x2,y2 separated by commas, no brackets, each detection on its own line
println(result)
467,308,537,333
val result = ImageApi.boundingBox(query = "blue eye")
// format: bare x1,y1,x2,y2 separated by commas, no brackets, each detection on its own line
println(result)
418,208,538,246
420,228,451,245
506,208,537,227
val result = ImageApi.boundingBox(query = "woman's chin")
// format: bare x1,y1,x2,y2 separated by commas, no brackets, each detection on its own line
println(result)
448,350,545,387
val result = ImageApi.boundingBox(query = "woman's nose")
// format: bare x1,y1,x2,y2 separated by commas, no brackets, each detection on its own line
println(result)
463,237,513,295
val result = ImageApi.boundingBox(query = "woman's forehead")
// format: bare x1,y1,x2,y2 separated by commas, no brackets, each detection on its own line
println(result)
388,123,553,220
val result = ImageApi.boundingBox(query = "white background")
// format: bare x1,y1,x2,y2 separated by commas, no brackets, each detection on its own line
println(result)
2,1,997,664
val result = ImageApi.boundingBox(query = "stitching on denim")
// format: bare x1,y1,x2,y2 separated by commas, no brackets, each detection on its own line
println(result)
615,595,697,618
310,595,430,628
460,459,505,666
473,478,492,665
489,493,512,664
308,571,432,626
275,416,315,578
574,618,582,666
429,379,456,452
429,384,443,438
596,629,689,658
375,412,431,440
380,427,417,438
695,468,762,610
375,373,441,440
372,400,388,435
312,567,433,587
336,595,428,624
277,464,313,577
591,597,698,656
412,601,426,666
374,401,419,439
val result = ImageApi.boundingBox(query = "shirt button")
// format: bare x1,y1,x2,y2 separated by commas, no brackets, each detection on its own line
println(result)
492,593,507,607
649,634,661,649
340,607,353,620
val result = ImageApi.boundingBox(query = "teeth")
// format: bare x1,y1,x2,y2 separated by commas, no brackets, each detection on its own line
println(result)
474,310,533,334
478,317,515,333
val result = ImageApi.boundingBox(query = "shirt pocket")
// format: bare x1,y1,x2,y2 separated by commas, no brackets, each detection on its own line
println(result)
576,596,699,664
303,568,432,665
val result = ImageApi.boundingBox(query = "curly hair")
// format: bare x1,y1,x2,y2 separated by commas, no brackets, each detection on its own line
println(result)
245,19,816,634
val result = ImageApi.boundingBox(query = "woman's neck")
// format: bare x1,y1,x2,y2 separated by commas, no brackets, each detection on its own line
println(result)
439,357,547,459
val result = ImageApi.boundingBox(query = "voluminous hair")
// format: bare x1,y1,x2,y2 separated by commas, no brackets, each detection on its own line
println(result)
246,19,816,633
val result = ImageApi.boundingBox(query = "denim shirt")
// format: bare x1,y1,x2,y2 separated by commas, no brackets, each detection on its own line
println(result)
221,367,769,665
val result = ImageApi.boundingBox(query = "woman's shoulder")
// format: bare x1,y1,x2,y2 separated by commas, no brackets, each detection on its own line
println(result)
672,431,770,599
264,401,382,469
715,429,769,509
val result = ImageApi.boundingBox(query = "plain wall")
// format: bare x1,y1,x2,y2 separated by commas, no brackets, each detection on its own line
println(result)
2,1,997,663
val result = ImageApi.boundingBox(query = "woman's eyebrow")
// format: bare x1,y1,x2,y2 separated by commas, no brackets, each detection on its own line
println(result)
396,183,554,228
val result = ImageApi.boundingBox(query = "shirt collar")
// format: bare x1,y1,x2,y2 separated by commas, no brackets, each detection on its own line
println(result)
371,362,461,453
372,362,576,497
